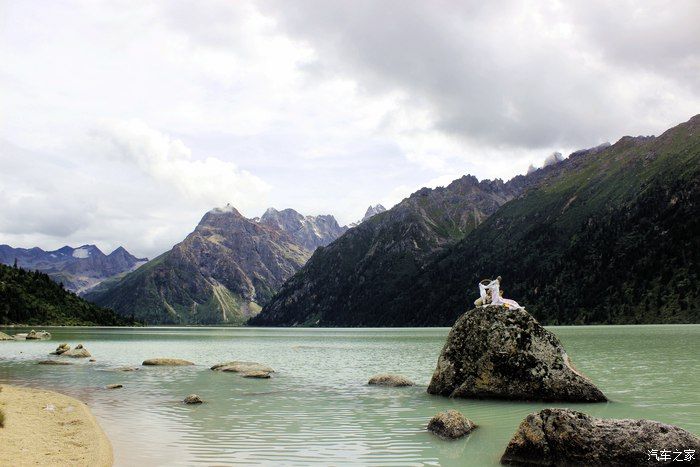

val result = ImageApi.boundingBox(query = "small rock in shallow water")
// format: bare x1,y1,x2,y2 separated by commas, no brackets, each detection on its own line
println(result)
61,344,91,358
143,358,194,366
50,343,71,355
26,330,51,340
500,408,700,466
211,361,274,374
427,410,477,439
38,360,73,365
184,394,204,404
0,331,14,341
105,384,123,389
242,370,271,379
368,374,415,387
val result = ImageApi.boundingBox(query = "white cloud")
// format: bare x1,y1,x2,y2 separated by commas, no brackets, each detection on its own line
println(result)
91,119,270,208
0,123,271,258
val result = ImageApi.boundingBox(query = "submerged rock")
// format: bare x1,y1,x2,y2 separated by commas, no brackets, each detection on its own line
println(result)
427,410,477,440
242,370,272,379
184,394,204,404
105,384,123,389
367,374,415,387
50,343,71,355
26,330,51,340
38,360,73,365
211,361,274,376
114,366,139,372
62,344,91,358
12,333,28,340
142,358,194,366
428,306,606,402
0,331,14,341
501,408,700,466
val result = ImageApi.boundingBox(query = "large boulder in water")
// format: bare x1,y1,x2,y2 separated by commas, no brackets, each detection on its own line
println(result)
427,306,606,402
0,332,13,341
501,408,700,466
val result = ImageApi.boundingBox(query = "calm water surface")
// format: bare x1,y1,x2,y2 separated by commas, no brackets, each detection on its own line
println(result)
0,325,698,466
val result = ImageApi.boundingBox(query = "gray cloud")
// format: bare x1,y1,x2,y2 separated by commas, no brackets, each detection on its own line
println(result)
1,1,697,256
261,0,699,149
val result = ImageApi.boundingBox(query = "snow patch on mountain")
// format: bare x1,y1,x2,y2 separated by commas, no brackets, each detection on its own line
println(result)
72,248,90,258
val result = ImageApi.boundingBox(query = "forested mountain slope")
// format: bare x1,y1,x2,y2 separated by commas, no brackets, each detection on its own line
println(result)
0,263,130,325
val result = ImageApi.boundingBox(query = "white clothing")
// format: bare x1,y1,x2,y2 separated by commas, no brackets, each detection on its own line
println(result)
477,279,522,309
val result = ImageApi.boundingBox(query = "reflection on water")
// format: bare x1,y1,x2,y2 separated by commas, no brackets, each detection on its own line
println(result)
0,325,698,466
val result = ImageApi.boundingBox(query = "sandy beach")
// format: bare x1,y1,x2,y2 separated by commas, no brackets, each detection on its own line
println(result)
0,384,112,467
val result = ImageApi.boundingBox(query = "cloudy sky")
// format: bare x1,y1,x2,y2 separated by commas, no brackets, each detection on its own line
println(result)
1,0,698,258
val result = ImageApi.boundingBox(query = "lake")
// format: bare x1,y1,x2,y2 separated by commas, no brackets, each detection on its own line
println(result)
0,325,698,466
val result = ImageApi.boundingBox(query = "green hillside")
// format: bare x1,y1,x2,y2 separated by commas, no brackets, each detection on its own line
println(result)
253,115,700,326
0,263,131,325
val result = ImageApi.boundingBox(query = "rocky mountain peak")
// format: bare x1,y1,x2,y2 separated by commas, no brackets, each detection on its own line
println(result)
259,206,346,251
197,204,247,230
362,204,386,222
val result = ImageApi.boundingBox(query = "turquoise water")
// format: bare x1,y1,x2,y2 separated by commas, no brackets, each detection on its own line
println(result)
0,325,698,466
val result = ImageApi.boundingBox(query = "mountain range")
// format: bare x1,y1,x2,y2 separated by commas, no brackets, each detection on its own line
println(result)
251,115,700,326
0,244,147,294
85,205,347,324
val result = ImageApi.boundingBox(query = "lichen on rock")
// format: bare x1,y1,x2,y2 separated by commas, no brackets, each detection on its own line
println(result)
427,306,606,402
501,408,700,466
427,410,477,439
367,374,415,387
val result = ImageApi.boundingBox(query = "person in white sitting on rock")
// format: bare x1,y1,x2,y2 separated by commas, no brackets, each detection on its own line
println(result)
473,276,522,309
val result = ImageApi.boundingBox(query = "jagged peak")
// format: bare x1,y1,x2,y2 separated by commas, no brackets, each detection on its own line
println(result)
362,204,386,222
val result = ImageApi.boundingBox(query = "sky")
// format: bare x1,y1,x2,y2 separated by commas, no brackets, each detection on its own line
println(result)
1,0,698,258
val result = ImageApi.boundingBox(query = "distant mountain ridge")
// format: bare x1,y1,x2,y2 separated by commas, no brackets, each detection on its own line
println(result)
258,207,347,250
251,115,700,326
0,244,147,295
86,205,346,324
